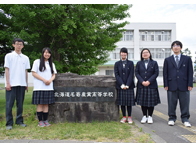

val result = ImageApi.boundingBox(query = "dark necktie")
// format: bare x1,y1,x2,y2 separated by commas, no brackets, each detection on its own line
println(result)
175,56,179,67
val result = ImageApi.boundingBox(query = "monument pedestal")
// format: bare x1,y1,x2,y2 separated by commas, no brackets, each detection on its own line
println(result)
48,73,119,123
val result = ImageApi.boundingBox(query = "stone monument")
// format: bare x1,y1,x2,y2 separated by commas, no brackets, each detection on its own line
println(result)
48,73,119,123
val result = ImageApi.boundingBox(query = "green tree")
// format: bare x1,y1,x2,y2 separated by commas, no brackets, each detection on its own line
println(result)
0,9,14,74
181,48,192,58
0,4,131,75
181,48,196,73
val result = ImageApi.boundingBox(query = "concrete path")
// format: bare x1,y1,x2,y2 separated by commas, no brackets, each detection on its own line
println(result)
132,87,196,143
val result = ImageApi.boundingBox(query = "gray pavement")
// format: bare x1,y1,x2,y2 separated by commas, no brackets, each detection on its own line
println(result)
132,87,196,143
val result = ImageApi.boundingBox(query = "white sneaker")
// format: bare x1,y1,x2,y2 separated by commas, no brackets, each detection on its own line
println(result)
128,117,133,124
184,122,191,127
141,116,148,124
120,117,127,123
147,116,153,124
168,120,175,126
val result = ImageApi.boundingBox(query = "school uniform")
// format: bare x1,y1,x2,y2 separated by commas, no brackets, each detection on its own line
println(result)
135,59,160,107
163,54,193,123
31,59,57,105
4,51,30,126
114,59,135,106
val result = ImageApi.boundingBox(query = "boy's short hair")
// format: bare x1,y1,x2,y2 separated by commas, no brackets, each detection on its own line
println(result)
171,40,183,49
12,38,24,45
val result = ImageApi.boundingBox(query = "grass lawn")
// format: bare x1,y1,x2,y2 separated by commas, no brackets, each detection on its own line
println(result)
0,87,153,143
194,83,196,87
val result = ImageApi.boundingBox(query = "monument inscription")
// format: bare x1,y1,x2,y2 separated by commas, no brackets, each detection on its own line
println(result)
54,87,115,102
48,73,119,123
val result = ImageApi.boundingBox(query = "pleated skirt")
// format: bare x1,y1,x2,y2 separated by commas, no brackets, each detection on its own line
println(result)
32,90,55,105
136,87,161,107
117,89,135,106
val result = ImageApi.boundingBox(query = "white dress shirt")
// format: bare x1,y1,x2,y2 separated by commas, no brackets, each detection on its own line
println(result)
4,51,30,87
31,59,57,91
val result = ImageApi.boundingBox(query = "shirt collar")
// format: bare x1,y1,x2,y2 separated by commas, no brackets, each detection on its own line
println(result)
13,51,22,57
45,60,49,64
143,58,149,62
143,58,149,61
121,58,127,61
173,53,181,59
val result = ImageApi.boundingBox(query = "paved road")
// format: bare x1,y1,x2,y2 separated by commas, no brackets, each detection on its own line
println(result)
132,87,196,143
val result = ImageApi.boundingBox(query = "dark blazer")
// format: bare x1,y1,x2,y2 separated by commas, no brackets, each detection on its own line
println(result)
163,54,193,91
135,60,159,88
114,60,135,89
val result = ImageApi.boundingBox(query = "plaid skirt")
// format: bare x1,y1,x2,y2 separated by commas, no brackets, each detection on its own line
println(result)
136,87,160,107
32,90,55,105
117,89,135,106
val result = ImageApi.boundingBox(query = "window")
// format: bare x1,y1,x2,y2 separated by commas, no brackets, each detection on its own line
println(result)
121,30,134,41
142,35,146,41
106,70,114,76
128,48,134,59
164,48,171,58
151,35,154,41
140,48,171,59
112,48,134,59
140,30,171,41
158,35,161,41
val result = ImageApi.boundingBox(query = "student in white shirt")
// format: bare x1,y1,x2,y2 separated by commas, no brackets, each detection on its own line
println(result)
4,38,30,130
31,47,57,127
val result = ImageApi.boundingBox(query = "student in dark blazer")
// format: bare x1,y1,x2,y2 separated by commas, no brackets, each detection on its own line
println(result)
114,47,135,124
163,40,193,127
135,48,160,124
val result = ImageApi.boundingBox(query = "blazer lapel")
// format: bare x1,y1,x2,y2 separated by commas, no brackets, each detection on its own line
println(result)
119,60,123,71
178,55,185,69
141,61,146,69
147,60,153,70
170,56,178,69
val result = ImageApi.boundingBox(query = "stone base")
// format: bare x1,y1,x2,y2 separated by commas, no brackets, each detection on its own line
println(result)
48,102,119,123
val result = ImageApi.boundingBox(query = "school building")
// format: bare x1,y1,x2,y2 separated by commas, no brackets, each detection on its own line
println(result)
95,22,177,85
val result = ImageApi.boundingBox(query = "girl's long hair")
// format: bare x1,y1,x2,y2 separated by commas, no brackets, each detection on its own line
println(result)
39,47,54,74
140,48,153,61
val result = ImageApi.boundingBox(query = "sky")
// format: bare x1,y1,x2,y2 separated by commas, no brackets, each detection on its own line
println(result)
123,4,196,59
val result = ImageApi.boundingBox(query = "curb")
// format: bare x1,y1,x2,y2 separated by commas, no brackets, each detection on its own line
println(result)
133,118,167,143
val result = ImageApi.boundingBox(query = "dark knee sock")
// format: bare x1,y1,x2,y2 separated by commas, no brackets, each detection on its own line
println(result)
127,106,132,117
121,106,126,117
37,112,43,121
141,106,147,116
148,107,154,116
43,112,48,121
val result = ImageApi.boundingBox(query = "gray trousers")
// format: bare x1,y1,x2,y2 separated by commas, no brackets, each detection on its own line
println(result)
6,86,26,126
167,90,190,123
